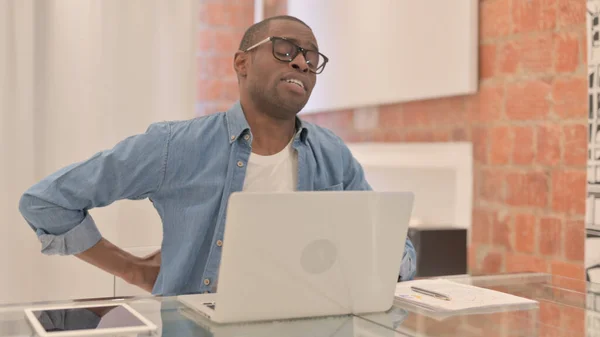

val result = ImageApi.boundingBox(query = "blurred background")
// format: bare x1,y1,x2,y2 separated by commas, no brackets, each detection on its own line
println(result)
0,0,589,319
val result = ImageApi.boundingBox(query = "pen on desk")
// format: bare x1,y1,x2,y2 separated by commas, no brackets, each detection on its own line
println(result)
410,286,452,301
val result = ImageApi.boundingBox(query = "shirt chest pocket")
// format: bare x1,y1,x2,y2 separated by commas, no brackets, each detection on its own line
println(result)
318,183,343,191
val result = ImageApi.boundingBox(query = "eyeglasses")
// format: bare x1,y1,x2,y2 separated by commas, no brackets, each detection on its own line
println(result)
243,36,329,74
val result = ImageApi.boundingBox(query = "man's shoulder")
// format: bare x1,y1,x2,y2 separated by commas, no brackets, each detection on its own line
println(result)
149,112,227,139
162,112,226,131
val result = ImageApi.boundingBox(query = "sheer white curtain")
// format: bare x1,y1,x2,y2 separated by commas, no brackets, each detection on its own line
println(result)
0,0,197,304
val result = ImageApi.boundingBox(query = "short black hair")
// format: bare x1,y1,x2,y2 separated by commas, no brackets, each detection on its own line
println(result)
238,15,311,51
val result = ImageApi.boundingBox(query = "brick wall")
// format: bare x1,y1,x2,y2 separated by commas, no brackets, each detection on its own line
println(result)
259,0,588,279
197,0,587,280
197,0,254,115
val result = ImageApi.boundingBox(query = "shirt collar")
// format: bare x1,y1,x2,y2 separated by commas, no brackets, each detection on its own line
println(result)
225,100,309,144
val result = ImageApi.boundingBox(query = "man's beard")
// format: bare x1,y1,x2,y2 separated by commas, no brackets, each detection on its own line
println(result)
249,81,306,119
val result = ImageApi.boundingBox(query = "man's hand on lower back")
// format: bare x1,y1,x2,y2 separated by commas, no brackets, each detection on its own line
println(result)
127,249,161,293
75,238,161,294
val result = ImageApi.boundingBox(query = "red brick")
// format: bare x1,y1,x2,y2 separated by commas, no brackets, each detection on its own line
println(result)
492,211,512,250
490,126,512,164
480,44,496,79
480,0,511,39
468,244,479,272
518,33,555,74
561,306,586,335
538,217,562,257
564,219,584,262
403,130,450,142
553,77,587,119
506,253,548,273
506,80,551,120
480,168,506,203
481,251,504,274
339,131,365,143
198,56,235,80
563,124,587,166
554,32,580,73
222,80,240,101
200,2,253,28
198,29,215,52
506,311,536,333
401,97,466,127
299,113,319,124
512,126,535,165
552,261,584,280
536,124,562,165
264,0,287,17
583,27,588,63
538,325,561,337
451,127,469,141
373,130,403,142
498,40,519,75
315,110,354,132
557,0,586,27
551,170,586,215
539,300,562,325
473,167,482,205
506,171,549,207
472,127,489,164
472,209,493,244
466,84,504,123
511,0,557,33
199,3,235,27
197,79,221,101
231,3,254,28
197,79,239,101
515,213,536,254
377,103,402,127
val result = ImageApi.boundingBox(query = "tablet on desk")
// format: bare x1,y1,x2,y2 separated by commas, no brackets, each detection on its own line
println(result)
24,302,157,337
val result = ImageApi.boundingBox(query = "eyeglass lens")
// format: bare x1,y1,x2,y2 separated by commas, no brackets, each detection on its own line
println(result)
272,39,323,72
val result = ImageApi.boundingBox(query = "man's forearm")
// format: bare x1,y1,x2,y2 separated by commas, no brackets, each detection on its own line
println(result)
75,238,161,293
75,238,139,282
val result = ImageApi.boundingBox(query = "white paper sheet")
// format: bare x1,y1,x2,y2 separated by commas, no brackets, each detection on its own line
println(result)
395,279,538,314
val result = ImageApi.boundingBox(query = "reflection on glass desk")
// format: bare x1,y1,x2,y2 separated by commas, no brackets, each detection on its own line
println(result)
0,272,592,337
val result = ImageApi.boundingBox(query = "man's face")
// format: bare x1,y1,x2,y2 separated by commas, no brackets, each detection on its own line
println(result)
242,20,319,117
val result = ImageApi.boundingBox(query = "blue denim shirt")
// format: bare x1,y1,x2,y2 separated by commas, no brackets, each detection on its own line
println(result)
18,101,417,295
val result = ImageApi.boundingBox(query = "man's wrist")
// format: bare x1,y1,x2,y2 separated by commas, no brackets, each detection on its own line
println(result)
121,255,144,285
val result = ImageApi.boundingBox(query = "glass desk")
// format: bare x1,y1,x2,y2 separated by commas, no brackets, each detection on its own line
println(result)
0,272,593,337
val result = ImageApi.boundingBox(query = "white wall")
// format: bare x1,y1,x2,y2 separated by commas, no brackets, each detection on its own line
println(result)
0,0,197,304
288,0,479,114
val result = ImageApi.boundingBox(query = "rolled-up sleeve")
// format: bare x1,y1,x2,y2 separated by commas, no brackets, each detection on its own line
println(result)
18,122,171,255
338,140,418,281
399,238,417,281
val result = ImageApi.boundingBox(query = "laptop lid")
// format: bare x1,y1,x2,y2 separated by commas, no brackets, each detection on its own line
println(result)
213,191,414,323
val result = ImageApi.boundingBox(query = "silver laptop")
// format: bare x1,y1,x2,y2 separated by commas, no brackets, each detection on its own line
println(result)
177,191,414,324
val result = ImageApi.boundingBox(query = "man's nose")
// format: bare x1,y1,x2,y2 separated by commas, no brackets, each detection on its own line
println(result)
290,53,309,73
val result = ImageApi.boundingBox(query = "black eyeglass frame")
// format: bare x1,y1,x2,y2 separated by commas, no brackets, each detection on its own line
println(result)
243,36,329,74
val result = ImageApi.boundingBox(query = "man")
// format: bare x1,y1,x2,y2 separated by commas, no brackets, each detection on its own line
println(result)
19,15,416,296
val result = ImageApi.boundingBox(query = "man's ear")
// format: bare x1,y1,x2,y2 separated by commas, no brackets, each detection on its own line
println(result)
233,51,248,78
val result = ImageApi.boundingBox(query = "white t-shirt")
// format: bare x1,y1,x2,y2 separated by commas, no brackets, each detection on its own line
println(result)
242,138,298,192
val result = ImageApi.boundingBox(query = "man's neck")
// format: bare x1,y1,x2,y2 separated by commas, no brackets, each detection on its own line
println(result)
240,101,297,156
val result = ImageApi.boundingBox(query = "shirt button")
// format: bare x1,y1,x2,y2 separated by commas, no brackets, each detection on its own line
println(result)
216,240,223,247
230,135,235,141
204,278,211,286
237,161,244,167
244,134,250,141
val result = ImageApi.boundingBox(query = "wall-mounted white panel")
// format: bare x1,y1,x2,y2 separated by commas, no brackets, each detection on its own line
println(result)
347,142,473,233
288,0,479,114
